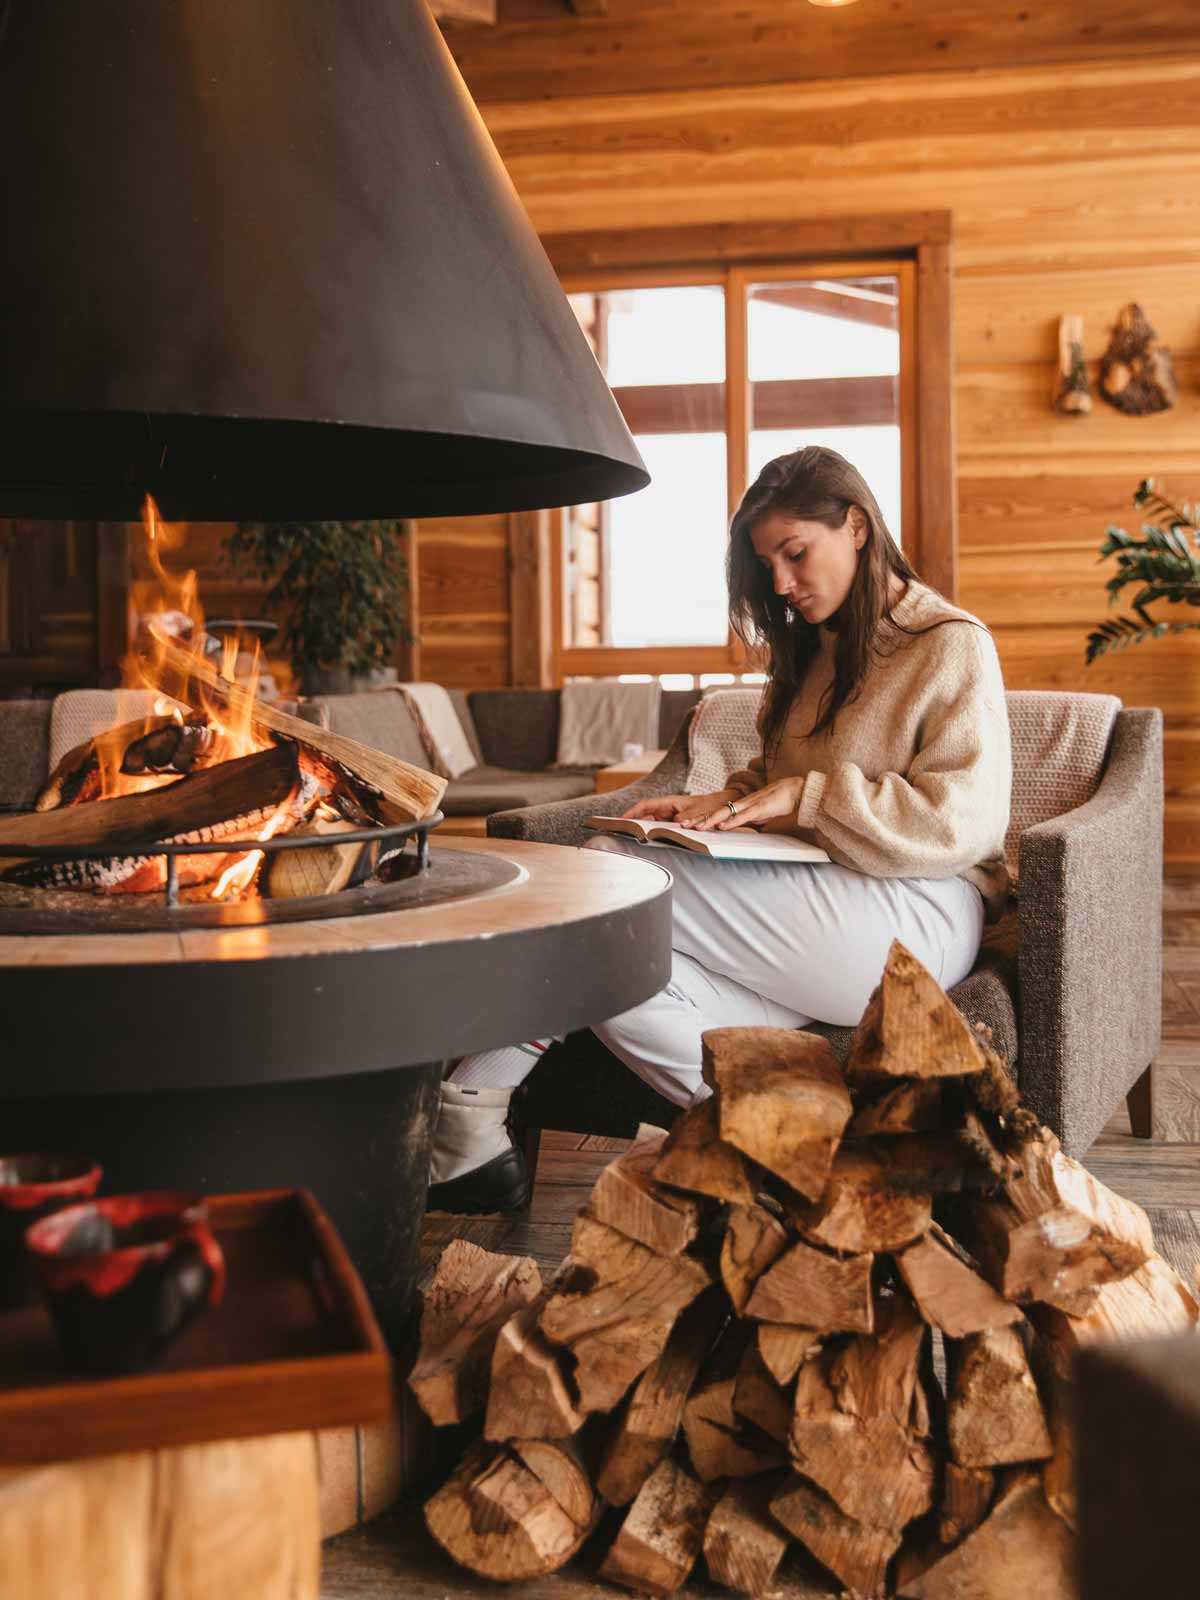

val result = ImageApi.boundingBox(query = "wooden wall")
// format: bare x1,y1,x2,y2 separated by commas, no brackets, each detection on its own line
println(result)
414,511,512,688
451,54,1200,866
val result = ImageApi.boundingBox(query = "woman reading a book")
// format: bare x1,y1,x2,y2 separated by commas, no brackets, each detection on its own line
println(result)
428,445,1011,1213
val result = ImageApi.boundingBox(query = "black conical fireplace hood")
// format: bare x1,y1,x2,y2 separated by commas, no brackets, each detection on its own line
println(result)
0,0,648,521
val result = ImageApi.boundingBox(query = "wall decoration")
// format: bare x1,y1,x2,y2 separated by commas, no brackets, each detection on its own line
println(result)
1052,314,1092,414
1098,303,1177,415
1085,480,1200,663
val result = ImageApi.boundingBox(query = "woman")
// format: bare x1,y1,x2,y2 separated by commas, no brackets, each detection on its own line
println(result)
428,446,1011,1213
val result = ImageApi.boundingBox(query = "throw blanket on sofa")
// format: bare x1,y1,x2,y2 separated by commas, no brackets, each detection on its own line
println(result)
555,679,661,768
392,683,477,779
48,688,166,771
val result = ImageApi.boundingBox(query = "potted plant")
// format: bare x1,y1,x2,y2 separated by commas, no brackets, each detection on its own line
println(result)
1086,480,1200,663
224,519,414,695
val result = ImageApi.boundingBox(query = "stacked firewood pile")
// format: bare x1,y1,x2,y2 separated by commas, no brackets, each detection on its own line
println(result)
409,942,1199,1599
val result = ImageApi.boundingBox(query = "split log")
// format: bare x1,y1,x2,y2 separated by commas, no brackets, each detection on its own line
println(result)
720,1202,790,1313
849,1079,943,1136
683,1373,787,1481
484,1303,586,1442
598,1457,716,1598
510,1437,594,1530
770,1475,900,1600
938,1463,993,1546
1052,313,1092,415
145,626,447,822
595,1287,727,1506
845,941,990,1085
36,713,198,810
744,1238,874,1333
788,1344,935,1533
969,1128,1153,1304
703,1476,791,1596
1040,1384,1075,1531
788,1145,932,1253
827,1294,926,1429
262,817,367,899
538,1214,712,1413
1097,302,1178,415
703,1029,852,1201
652,1096,757,1205
945,1327,1051,1467
894,1223,1024,1338
757,1324,821,1386
424,1438,596,1582
588,1131,702,1256
732,1341,793,1444
963,1023,1020,1117
896,1470,1075,1599
408,1239,543,1428
1032,1252,1200,1382
867,1130,1009,1195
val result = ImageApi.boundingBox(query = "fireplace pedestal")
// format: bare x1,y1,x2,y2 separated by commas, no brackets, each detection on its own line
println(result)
0,839,673,1343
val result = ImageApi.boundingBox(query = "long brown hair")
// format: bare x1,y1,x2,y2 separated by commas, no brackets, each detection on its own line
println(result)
728,445,934,754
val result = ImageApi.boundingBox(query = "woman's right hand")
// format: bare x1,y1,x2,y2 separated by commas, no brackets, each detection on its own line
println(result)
622,789,741,827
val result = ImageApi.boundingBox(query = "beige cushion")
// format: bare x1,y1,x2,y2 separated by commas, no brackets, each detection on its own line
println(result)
1005,689,1122,875
684,687,763,795
556,680,661,766
48,689,170,770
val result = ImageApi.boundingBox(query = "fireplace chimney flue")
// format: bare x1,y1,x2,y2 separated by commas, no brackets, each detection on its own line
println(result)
0,0,648,521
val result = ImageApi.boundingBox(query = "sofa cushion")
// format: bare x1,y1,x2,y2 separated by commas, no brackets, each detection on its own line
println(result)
441,766,595,815
1005,689,1122,877
683,686,763,794
447,688,484,767
0,700,52,811
296,693,430,769
468,690,562,771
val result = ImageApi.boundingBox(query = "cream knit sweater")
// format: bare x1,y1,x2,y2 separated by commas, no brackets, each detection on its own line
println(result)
725,582,1012,920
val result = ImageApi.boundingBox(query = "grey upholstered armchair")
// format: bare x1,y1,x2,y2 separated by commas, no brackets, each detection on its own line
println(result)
487,693,1163,1164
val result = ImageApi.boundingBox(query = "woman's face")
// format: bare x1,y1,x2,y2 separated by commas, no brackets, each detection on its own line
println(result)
750,508,867,626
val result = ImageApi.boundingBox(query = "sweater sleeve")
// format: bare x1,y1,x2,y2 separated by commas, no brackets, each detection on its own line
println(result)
795,627,1012,879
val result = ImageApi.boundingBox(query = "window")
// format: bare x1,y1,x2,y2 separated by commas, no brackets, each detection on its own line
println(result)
557,259,915,675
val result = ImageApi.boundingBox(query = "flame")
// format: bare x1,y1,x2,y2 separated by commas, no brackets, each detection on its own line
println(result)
209,800,291,901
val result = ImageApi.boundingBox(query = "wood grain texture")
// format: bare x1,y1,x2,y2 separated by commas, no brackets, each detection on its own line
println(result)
446,1,1200,105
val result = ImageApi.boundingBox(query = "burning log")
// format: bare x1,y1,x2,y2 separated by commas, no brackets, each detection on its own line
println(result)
414,941,1197,1598
261,817,370,899
408,1239,542,1429
702,1028,852,1202
36,714,192,810
0,744,300,892
145,626,446,823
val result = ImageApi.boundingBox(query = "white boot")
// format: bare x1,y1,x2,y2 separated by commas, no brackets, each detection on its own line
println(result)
426,1083,528,1214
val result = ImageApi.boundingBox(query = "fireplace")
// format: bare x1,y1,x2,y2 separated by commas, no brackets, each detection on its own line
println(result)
0,0,664,1343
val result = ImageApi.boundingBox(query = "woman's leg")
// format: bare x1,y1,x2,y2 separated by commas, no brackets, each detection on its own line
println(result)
584,834,984,1026
594,947,812,1108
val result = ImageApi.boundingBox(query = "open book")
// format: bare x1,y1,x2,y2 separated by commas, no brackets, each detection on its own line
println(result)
585,814,830,863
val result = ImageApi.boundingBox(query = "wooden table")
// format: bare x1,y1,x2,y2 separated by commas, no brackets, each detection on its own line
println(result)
594,749,666,794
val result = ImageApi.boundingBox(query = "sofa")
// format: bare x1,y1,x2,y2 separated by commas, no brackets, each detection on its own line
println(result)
0,686,702,823
487,689,1164,1161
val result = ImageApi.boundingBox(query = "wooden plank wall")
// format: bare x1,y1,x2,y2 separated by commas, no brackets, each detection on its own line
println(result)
458,54,1200,866
414,511,511,688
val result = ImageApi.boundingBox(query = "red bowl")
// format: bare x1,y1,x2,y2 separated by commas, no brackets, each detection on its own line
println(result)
0,1154,103,1307
26,1192,225,1373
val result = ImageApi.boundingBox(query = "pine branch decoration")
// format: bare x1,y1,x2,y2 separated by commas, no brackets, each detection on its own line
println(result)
1085,480,1200,663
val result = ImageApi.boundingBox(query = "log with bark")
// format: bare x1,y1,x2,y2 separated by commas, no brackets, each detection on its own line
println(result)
1097,301,1178,415
412,940,1198,1595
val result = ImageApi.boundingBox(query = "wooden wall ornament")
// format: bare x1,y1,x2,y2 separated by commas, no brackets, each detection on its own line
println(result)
1098,303,1178,415
1052,315,1091,415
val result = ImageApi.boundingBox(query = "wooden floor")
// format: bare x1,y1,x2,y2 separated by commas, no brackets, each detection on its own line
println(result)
321,878,1200,1599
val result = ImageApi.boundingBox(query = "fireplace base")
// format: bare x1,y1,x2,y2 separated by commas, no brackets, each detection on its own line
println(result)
5,1063,442,1346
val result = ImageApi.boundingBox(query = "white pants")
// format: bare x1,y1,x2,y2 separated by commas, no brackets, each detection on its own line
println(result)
586,834,984,1109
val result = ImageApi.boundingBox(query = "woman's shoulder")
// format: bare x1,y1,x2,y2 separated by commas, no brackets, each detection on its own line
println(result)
887,582,1003,681
892,581,984,632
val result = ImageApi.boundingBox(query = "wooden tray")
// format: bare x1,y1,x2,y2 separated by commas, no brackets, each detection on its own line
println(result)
0,1188,391,1462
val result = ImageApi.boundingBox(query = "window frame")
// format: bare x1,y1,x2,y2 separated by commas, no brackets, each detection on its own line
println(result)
532,213,954,683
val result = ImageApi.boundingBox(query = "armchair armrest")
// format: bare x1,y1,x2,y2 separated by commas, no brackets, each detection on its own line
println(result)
1017,707,1163,1155
487,721,692,846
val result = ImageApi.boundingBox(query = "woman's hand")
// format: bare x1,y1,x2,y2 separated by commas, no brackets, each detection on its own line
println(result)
622,789,742,827
696,777,807,830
